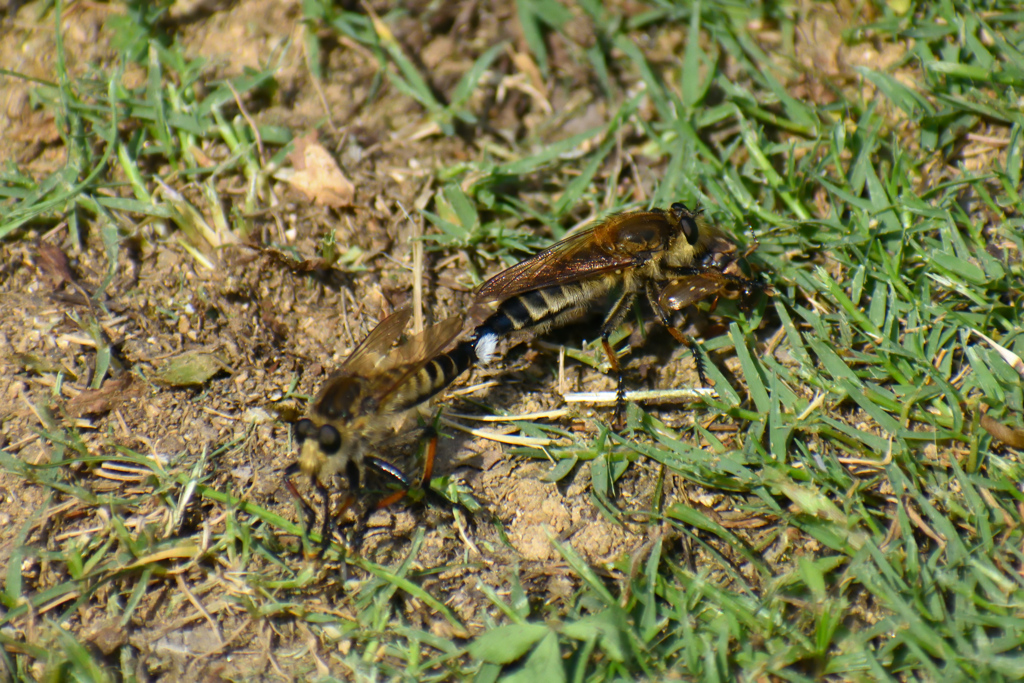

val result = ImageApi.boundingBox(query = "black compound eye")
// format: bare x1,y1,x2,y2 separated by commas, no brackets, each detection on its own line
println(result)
294,419,317,443
318,424,342,455
680,215,699,246
669,202,703,245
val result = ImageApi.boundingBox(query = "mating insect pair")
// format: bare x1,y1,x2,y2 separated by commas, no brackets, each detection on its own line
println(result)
287,202,770,549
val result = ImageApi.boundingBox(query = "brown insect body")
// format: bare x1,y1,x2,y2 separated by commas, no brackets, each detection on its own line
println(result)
470,203,766,387
659,237,774,313
289,307,472,546
659,269,765,313
475,204,720,306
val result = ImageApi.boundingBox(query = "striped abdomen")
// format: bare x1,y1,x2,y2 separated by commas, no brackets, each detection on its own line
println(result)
388,340,475,413
473,280,614,362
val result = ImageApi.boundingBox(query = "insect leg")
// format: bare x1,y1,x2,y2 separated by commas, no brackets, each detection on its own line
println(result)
283,463,351,558
284,463,316,532
317,476,337,556
367,434,458,518
364,456,413,510
342,456,410,552
646,280,712,387
600,289,638,425
419,427,438,485
314,461,359,556
414,428,459,510
322,460,360,554
375,426,441,505
600,288,638,372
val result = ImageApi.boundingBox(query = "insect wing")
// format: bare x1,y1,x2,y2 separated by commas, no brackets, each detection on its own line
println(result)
659,276,725,311
379,314,464,371
475,227,637,303
375,315,466,404
696,235,739,270
334,306,414,378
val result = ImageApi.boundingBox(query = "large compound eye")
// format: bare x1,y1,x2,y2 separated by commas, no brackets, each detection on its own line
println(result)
680,214,700,246
669,202,701,245
318,424,342,455
294,419,317,443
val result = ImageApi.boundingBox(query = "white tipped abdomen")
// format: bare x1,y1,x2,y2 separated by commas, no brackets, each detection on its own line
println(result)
474,332,499,364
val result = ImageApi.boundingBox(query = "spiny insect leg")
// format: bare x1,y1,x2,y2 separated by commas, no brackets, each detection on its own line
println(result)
318,476,336,556
366,435,459,525
414,429,459,509
601,289,636,428
365,456,413,510
648,280,713,388
338,458,373,552
601,336,627,429
674,328,710,387
284,463,318,545
345,457,411,552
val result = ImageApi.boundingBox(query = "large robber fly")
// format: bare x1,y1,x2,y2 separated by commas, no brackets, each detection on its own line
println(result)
469,202,769,388
288,306,472,548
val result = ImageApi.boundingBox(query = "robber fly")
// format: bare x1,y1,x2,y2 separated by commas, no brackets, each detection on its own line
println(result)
469,202,768,388
288,306,472,549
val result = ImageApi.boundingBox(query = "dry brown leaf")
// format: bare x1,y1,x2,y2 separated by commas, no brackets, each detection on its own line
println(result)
68,377,133,416
981,414,1024,449
35,242,75,288
287,132,355,207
